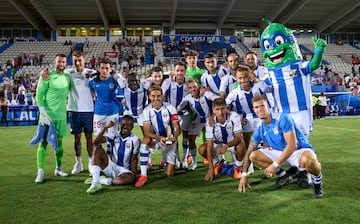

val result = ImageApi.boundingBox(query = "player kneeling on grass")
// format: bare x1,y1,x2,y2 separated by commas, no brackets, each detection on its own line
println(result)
136,84,181,188
238,94,324,199
86,115,140,194
199,98,246,181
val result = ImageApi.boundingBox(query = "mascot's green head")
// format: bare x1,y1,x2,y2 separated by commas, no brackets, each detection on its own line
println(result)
260,18,303,69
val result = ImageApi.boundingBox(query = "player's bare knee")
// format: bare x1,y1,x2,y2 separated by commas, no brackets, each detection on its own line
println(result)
198,143,207,157
141,137,151,145
249,150,261,163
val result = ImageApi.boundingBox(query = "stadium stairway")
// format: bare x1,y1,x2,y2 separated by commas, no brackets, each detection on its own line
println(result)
0,42,13,54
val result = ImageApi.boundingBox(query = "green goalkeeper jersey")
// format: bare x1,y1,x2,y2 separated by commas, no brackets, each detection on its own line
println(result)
36,70,72,120
186,67,205,85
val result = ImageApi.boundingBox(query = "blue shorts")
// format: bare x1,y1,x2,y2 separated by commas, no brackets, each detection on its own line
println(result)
68,111,93,135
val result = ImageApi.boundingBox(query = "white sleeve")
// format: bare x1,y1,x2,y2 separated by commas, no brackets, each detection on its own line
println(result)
231,112,243,133
205,122,214,140
225,89,236,106
132,135,140,154
219,76,228,94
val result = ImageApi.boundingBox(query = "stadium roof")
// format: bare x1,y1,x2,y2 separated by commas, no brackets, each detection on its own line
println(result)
1,0,359,34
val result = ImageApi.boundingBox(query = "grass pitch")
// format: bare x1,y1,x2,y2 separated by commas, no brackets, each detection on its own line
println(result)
0,117,360,224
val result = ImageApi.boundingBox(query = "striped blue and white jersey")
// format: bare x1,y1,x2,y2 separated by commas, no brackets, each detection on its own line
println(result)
206,112,242,144
225,81,273,118
254,65,270,81
266,60,312,113
106,133,140,170
161,77,188,108
142,102,178,137
201,66,228,94
89,75,119,116
123,85,147,118
219,74,236,97
177,91,220,123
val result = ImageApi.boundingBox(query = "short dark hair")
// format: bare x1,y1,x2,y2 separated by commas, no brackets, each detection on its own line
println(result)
72,50,83,57
251,94,267,104
237,65,250,73
151,66,163,73
55,53,67,58
213,98,226,107
204,52,216,59
175,61,187,69
245,51,257,57
184,50,199,58
99,57,112,65
227,52,239,60
148,84,162,95
122,115,134,123
127,72,139,80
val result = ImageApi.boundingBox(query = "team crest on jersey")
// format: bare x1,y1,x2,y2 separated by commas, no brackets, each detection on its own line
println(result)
289,69,297,78
227,125,232,131
162,112,168,118
109,83,115,89
200,99,205,104
126,143,131,149
273,127,279,135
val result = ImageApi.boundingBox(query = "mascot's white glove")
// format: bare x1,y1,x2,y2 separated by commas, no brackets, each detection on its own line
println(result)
39,107,52,126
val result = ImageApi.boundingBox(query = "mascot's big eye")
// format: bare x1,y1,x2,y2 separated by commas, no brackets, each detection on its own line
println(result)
274,35,285,46
263,40,270,50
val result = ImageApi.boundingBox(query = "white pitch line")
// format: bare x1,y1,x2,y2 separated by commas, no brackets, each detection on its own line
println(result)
315,125,360,132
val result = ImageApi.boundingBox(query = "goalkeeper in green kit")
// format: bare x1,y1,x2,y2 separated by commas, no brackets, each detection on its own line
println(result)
34,53,73,183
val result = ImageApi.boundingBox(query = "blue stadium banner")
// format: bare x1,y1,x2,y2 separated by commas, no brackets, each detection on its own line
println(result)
0,105,39,126
163,35,237,44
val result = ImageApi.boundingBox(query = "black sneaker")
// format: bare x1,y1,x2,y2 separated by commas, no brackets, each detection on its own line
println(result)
271,174,293,189
313,183,324,199
297,170,311,188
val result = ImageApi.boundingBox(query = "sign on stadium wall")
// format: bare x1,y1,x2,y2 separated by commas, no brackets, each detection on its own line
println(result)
103,51,119,63
23,52,38,59
0,105,38,126
163,35,237,44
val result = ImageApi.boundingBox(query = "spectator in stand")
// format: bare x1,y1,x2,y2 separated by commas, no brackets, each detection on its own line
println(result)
90,56,96,69
25,88,33,105
312,95,319,120
17,90,25,104
0,97,9,127
317,92,327,120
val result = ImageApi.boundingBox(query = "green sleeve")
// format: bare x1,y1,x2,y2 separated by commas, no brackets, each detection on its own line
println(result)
36,77,49,108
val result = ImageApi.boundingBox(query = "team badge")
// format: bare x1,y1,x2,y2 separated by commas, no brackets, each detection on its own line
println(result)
109,83,114,89
126,143,131,149
289,69,297,78
163,113,168,118
273,127,279,134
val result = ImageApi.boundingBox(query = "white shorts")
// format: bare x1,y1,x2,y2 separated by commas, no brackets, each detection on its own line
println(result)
289,110,311,138
179,114,191,132
241,116,261,133
149,140,177,165
188,120,205,136
102,156,132,178
259,147,316,168
93,114,118,138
